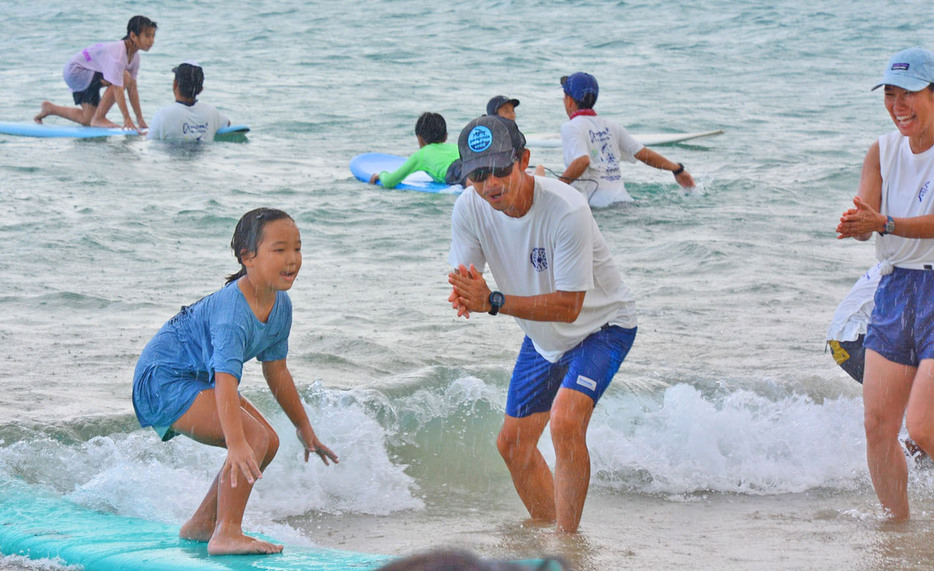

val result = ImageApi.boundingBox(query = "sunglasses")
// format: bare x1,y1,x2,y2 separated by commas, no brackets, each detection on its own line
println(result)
468,161,515,183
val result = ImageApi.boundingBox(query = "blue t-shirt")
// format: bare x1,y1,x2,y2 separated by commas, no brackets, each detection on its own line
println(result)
143,281,291,379
132,282,291,428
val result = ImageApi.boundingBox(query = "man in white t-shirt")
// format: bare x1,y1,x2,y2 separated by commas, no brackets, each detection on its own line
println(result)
147,62,230,142
558,72,696,207
447,115,638,533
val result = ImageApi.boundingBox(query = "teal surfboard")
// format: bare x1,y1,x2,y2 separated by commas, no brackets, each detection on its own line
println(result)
0,477,387,570
349,153,462,194
0,121,250,140
0,478,562,570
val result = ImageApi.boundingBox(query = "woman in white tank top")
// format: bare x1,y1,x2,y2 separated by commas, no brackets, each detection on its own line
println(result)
836,46,934,521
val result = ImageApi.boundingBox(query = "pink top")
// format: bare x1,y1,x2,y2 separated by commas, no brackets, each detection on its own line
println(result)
62,40,140,92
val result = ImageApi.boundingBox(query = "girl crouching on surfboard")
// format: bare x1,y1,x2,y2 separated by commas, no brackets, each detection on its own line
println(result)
132,208,337,555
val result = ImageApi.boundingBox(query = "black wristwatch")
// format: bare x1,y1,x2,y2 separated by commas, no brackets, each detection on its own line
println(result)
672,163,685,176
880,215,895,236
488,291,505,315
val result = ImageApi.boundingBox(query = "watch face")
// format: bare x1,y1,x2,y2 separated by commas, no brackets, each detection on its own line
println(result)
488,291,505,314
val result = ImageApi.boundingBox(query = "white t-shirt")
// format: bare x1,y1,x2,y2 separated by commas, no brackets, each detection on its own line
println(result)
63,41,139,91
826,263,881,342
448,176,637,362
147,101,230,142
561,113,645,207
877,130,934,268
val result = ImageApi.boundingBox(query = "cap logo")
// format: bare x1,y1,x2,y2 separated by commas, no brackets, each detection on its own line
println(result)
892,63,910,71
467,126,493,153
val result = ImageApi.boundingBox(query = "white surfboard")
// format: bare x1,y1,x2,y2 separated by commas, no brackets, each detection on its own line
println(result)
524,129,724,148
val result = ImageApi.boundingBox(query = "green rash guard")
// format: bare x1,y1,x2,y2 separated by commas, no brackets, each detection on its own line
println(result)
378,142,460,188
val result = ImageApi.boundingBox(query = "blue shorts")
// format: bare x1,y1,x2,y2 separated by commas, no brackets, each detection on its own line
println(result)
506,325,637,418
133,363,212,441
865,267,934,367
72,72,104,106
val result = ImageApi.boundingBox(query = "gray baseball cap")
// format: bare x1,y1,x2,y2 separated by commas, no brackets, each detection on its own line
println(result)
457,115,527,175
486,95,520,116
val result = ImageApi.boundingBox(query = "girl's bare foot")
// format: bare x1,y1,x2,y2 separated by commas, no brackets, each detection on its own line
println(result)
179,516,215,542
208,532,283,555
34,101,53,124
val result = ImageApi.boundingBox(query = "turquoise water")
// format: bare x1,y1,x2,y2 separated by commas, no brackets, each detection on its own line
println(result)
3,1,934,569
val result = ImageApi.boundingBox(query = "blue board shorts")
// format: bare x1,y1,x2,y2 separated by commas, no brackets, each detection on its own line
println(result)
865,267,934,367
506,325,637,418
72,72,104,106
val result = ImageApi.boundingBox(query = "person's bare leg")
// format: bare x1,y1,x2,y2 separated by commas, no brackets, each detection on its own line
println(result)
497,411,555,522
550,388,595,533
905,360,934,456
90,86,120,128
34,102,95,125
863,350,915,520
171,391,282,554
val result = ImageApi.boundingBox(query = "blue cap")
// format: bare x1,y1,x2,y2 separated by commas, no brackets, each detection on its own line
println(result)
872,47,934,92
561,72,599,104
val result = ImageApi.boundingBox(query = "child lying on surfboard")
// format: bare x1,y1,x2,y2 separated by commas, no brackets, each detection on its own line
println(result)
132,208,337,555
369,112,463,188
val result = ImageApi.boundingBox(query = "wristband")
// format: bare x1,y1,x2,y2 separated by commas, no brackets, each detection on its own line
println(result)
672,163,685,176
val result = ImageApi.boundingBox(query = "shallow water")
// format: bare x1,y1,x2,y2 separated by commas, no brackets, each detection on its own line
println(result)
3,1,934,569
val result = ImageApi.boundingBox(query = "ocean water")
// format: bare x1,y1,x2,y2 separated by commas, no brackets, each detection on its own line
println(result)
3,0,934,569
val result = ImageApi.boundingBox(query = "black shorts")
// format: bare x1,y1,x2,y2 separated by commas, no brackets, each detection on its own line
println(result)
72,72,104,106
829,335,865,384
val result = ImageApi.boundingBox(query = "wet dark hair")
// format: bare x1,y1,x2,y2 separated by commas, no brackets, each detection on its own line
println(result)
123,15,157,40
414,112,447,144
225,208,294,285
575,92,597,110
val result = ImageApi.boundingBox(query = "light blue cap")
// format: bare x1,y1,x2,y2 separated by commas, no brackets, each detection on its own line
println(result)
872,47,934,92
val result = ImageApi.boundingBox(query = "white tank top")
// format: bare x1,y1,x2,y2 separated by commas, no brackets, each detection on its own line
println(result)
876,130,934,268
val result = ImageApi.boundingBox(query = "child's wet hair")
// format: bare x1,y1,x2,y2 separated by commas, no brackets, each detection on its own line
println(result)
124,15,157,39
415,112,447,145
225,208,294,285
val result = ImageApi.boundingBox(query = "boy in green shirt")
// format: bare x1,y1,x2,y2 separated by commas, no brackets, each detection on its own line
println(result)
369,112,462,188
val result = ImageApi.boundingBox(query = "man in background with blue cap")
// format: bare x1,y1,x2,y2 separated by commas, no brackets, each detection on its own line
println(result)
447,114,638,533
148,62,231,141
558,72,696,207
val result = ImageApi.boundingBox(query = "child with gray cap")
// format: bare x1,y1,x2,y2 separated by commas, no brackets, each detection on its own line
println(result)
147,62,231,142
486,95,520,120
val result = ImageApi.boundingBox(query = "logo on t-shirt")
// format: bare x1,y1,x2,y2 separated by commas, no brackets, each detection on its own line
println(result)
530,248,548,272
919,180,930,203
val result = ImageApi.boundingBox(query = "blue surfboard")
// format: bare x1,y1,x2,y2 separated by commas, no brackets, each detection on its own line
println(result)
0,477,562,570
349,153,462,194
0,121,250,140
